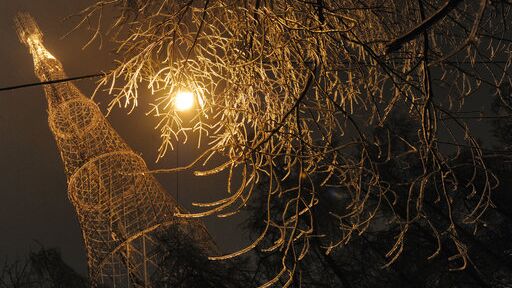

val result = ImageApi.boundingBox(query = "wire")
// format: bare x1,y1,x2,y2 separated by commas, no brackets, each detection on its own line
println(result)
0,73,103,92
177,140,179,205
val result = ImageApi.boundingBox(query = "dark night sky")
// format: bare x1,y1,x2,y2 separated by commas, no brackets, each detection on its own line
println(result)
0,1,248,275
0,0,503,279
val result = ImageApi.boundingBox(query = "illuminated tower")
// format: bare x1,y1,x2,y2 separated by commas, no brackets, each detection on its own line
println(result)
15,12,215,287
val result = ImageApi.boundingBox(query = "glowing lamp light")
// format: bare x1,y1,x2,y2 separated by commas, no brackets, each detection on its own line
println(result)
173,90,195,111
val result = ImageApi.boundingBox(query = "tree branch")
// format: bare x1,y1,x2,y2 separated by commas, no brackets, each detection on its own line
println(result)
386,0,464,53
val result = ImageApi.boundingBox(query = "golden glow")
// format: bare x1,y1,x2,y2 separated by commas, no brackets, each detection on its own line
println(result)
173,90,195,111
28,36,56,60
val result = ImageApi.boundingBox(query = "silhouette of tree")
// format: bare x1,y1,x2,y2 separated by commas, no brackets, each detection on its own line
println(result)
0,248,89,288
153,226,252,288
0,241,252,288
245,111,512,287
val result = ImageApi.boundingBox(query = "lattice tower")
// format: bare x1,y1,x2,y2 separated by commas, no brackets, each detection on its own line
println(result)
15,12,217,288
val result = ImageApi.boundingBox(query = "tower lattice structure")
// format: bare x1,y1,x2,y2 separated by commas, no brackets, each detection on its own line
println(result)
15,12,216,287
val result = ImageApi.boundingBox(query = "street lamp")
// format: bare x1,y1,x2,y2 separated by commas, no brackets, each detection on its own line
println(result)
173,90,195,111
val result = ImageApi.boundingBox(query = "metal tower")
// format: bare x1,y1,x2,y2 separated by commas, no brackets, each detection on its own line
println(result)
15,12,216,287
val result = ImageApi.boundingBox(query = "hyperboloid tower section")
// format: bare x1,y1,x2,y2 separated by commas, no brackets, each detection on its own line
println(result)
15,12,216,287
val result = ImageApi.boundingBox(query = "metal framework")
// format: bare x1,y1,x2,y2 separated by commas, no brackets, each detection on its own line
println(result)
15,12,215,287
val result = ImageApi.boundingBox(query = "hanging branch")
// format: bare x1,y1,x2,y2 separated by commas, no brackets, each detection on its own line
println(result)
386,0,464,53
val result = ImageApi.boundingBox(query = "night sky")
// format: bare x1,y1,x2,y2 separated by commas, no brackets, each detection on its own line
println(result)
0,1,247,274
0,0,505,280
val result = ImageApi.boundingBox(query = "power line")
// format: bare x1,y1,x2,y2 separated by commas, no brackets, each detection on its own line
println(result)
0,73,103,92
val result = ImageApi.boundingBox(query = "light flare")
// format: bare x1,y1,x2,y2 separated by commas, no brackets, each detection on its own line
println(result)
173,90,195,111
